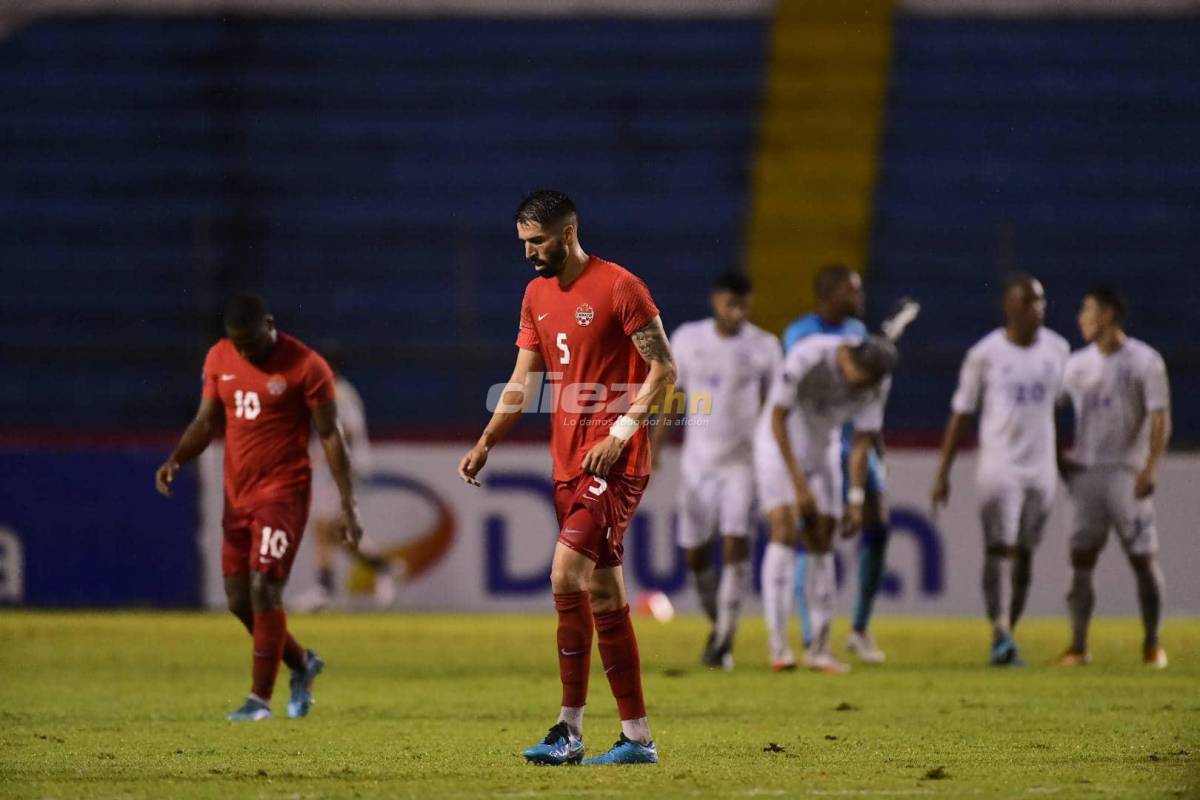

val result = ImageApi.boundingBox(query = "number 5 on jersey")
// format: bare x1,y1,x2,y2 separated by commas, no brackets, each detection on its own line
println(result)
557,332,570,365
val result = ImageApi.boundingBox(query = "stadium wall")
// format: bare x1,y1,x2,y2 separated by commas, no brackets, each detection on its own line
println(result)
183,444,1200,616
0,447,202,607
6,443,1197,614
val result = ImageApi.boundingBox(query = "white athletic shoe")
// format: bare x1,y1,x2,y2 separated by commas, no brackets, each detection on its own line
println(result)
846,631,886,664
373,571,397,609
1144,645,1168,669
292,584,332,613
770,646,797,672
804,650,851,674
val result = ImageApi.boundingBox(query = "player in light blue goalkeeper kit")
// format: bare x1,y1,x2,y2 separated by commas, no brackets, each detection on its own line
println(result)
782,265,889,664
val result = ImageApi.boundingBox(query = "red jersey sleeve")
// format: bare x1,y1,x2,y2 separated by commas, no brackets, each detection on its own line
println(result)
201,346,220,400
515,282,541,351
612,271,660,336
304,352,336,408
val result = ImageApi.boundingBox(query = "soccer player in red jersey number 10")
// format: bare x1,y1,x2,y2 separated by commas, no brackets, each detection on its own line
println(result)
458,190,677,766
155,294,365,721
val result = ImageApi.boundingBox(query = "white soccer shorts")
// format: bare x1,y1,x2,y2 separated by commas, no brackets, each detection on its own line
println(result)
977,472,1055,551
1067,466,1158,556
675,463,755,548
753,436,842,519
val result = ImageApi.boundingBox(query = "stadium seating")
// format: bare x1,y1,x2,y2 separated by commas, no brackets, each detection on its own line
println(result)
869,16,1200,441
2,14,1196,441
0,16,768,429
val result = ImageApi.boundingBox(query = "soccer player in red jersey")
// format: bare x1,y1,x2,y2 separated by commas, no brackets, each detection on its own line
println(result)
155,294,364,721
459,190,677,766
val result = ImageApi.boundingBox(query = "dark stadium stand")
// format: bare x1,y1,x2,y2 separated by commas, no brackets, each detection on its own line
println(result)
2,15,1196,441
869,16,1200,441
0,16,768,431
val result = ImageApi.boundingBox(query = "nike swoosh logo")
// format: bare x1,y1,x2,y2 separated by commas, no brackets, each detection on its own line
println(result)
538,313,550,321
561,649,585,656
221,374,236,381
605,665,617,674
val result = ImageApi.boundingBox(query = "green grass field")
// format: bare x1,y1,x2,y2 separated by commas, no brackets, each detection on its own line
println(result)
1,612,1196,799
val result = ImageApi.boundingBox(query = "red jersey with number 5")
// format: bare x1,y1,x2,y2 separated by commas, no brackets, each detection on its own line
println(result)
515,256,660,481
201,332,335,509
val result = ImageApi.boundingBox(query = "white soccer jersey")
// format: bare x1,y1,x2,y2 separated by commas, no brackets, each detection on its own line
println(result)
756,334,890,470
1063,338,1169,471
671,318,782,479
951,328,1069,485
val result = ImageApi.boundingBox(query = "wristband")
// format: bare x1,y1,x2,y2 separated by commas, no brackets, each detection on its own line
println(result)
847,487,866,506
610,414,639,443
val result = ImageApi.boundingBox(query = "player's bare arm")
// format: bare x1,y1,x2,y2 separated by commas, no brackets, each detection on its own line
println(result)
1137,408,1171,498
155,395,223,497
931,412,970,510
770,403,816,518
645,328,684,470
843,431,874,537
581,315,677,476
459,347,546,486
312,399,365,548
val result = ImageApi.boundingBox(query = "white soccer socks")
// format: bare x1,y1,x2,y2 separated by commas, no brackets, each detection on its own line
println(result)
558,706,585,739
715,559,750,651
807,551,836,656
761,542,795,662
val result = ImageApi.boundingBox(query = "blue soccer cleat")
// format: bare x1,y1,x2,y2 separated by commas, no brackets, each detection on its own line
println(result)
990,637,1024,667
226,696,272,721
522,721,584,766
582,734,658,766
287,649,325,719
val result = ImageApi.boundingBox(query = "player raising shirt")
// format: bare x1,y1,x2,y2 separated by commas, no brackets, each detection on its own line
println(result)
1057,287,1170,668
931,275,1069,667
651,271,781,671
781,265,891,666
756,333,896,673
458,190,676,767
155,295,364,721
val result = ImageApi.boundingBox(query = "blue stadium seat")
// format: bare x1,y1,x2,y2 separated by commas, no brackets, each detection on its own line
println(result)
868,16,1200,442
0,16,768,431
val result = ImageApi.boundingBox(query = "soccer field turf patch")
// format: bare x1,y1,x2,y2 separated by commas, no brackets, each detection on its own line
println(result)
0,613,1196,799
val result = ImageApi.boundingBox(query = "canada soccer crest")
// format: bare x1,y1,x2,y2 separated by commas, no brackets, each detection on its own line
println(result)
266,374,287,396
575,303,595,327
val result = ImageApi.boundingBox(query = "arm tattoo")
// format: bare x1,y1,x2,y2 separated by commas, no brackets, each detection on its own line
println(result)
631,317,674,365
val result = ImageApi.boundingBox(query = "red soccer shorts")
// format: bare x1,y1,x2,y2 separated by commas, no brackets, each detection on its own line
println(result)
554,472,649,569
221,492,310,581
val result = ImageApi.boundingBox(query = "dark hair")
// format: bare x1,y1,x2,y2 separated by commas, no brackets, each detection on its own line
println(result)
850,335,899,380
1085,285,1127,325
1002,272,1038,296
514,189,578,230
224,293,270,330
712,270,752,296
814,264,855,301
